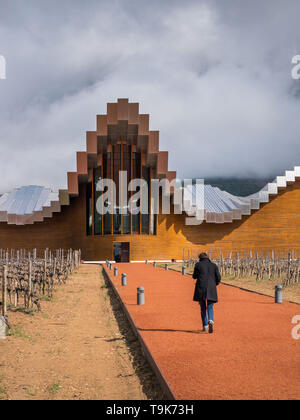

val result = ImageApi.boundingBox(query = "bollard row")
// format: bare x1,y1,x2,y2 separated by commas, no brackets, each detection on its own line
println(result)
146,256,285,304
137,287,145,305
122,273,127,286
106,265,146,306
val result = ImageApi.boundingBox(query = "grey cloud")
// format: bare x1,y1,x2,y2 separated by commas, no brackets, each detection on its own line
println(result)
0,0,300,193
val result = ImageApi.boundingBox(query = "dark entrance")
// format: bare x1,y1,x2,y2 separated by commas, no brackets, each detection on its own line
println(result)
113,242,130,262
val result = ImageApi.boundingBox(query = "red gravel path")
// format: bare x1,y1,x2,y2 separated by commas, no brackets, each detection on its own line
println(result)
106,263,300,400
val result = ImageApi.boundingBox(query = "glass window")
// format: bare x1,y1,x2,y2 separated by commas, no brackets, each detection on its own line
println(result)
130,152,141,234
132,214,140,234
122,213,131,234
90,147,157,236
103,213,111,235
142,214,149,234
86,183,93,236
94,167,102,235
113,209,121,234
103,153,112,234
123,144,131,235
150,214,157,235
141,166,150,234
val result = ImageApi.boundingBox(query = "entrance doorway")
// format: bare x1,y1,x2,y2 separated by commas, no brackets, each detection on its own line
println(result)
113,242,130,263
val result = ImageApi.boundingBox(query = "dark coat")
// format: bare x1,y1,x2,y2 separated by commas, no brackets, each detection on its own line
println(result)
192,258,221,303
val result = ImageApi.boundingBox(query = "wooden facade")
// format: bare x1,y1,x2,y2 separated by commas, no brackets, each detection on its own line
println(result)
1,98,300,260
1,181,300,261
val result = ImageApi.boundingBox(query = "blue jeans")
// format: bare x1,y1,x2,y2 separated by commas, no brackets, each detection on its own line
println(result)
199,300,214,327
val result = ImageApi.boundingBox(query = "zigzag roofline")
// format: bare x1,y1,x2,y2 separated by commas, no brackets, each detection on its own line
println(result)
185,167,300,224
0,98,298,225
66,98,176,197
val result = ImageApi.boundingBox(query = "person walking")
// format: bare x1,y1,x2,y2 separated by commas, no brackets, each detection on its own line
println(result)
192,253,221,333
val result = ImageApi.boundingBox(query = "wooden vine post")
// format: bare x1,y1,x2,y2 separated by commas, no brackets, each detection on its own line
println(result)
2,265,7,317
28,260,32,309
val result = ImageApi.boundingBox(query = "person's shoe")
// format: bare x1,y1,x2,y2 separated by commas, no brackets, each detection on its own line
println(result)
202,325,208,332
208,321,214,334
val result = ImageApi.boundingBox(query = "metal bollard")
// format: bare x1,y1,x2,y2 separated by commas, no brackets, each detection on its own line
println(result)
145,260,148,264
121,273,127,286
165,263,168,271
137,287,145,305
182,266,186,276
275,284,283,304
153,261,157,267
114,267,118,276
109,263,112,270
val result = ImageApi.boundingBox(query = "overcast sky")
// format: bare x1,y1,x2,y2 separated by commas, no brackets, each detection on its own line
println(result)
0,0,300,192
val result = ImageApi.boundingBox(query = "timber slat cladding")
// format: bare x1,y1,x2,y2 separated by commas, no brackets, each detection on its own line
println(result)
1,183,300,260
3,98,298,259
86,131,97,155
66,99,176,200
97,115,108,136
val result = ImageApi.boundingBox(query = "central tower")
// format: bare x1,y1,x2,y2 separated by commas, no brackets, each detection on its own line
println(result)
78,98,176,237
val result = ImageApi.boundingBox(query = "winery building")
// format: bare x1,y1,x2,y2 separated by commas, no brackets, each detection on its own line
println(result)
0,98,300,261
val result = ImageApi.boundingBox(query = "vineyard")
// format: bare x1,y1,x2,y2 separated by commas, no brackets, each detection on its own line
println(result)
183,249,300,286
0,248,81,329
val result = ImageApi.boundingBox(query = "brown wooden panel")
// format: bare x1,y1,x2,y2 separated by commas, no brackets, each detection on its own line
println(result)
97,115,108,136
86,131,97,155
148,131,159,153
1,183,300,261
117,98,129,121
77,152,88,175
138,114,149,135
128,103,139,124
67,172,79,196
157,151,168,177
107,103,118,125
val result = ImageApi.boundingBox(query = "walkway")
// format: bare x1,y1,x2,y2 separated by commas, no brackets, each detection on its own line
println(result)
105,263,300,400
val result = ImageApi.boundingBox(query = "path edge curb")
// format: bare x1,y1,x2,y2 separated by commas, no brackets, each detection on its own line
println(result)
101,264,177,401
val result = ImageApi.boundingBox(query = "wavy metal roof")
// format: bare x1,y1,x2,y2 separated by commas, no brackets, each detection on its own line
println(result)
0,186,61,225
0,166,299,225
183,166,300,224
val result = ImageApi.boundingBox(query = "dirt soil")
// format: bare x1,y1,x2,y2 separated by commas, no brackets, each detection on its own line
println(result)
167,263,300,304
108,263,300,400
0,265,163,400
